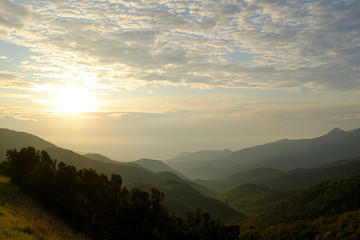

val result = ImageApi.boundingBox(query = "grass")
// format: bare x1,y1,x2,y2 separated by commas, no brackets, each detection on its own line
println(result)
0,175,90,240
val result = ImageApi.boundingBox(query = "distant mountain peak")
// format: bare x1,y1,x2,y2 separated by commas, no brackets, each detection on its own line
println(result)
322,127,347,139
329,127,345,134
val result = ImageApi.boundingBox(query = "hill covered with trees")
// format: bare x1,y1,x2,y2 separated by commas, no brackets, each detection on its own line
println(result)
237,175,360,239
0,147,240,240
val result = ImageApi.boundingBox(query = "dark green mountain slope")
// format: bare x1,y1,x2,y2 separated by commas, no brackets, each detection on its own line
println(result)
265,156,360,191
0,128,56,160
256,174,360,227
217,183,292,215
155,180,244,222
238,175,360,239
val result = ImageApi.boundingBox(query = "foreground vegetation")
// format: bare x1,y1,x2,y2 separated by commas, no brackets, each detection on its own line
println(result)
0,175,89,240
0,147,239,240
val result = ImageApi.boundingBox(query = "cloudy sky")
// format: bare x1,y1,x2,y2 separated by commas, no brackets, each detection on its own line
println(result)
0,0,359,160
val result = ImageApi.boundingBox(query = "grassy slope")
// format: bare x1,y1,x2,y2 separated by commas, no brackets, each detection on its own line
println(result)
0,175,89,240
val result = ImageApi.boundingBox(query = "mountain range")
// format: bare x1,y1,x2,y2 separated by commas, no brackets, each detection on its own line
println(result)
165,127,360,180
2,127,360,223
0,128,233,221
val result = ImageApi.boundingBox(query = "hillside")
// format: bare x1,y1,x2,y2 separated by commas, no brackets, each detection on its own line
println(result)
0,175,89,240
255,174,360,226
237,174,360,239
0,128,56,161
217,183,292,215
265,157,360,190
45,147,164,184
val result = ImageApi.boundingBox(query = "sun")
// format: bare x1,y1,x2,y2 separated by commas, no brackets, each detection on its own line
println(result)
52,86,97,113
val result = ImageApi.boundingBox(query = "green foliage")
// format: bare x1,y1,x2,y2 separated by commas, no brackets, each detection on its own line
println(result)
217,183,292,216
239,209,360,240
184,209,240,240
255,175,360,227
236,174,360,239
1,147,240,240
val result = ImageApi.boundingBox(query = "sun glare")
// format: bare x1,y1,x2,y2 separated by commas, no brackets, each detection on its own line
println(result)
52,86,97,113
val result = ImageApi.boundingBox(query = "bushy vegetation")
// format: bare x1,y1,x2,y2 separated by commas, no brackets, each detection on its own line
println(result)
255,175,360,227
238,175,360,239
0,147,240,240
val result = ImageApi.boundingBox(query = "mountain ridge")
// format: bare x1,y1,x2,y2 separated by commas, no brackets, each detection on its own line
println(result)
179,127,360,179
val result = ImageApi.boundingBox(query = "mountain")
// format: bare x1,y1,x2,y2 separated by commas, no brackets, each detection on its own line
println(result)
45,147,165,184
0,128,218,195
132,158,188,179
197,156,360,192
265,156,360,191
178,128,360,179
167,149,233,163
165,149,233,178
83,153,126,164
0,128,56,160
196,167,285,192
218,127,360,170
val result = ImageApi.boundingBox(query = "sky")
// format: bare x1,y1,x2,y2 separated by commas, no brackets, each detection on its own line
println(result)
0,0,359,161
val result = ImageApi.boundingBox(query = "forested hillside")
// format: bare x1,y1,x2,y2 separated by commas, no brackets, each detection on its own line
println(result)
237,175,360,239
0,147,240,240
217,183,292,215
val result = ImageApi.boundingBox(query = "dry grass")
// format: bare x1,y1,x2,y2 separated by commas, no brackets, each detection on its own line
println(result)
0,175,90,240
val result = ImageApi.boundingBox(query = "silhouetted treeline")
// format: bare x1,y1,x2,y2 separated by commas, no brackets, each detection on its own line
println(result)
0,147,239,240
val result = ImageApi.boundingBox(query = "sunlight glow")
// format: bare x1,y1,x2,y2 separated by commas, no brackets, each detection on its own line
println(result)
52,86,97,113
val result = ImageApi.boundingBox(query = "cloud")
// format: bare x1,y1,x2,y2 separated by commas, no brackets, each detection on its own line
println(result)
0,106,38,121
1,0,359,92
0,71,34,89
0,0,31,29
